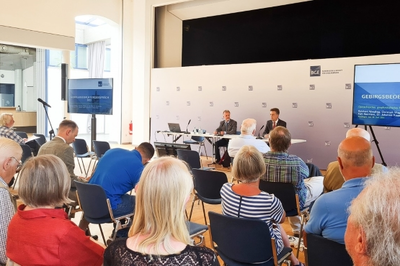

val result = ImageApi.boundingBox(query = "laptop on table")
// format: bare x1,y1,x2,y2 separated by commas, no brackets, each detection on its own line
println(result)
168,123,186,133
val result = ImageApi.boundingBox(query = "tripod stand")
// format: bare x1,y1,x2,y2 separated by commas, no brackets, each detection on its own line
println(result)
355,125,387,166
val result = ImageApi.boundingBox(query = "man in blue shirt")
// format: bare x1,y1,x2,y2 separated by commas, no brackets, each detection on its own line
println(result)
305,136,374,244
89,142,154,236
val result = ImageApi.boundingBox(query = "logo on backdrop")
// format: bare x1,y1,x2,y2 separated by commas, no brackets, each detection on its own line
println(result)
310,66,321,77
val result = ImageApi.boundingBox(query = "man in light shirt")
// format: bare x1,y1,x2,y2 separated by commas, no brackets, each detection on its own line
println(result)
228,118,269,158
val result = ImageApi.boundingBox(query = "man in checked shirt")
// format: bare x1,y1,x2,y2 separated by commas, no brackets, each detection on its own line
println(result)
262,126,323,236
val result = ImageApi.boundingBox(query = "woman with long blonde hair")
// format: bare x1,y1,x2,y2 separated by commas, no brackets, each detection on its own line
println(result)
104,156,219,265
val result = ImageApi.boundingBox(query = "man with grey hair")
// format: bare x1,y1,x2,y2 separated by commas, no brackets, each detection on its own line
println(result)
323,127,387,192
345,168,400,266
0,137,22,265
305,136,373,244
228,118,270,157
263,126,323,235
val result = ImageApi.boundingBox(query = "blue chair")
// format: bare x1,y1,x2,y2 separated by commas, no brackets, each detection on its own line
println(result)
72,138,95,177
33,133,47,146
304,233,353,266
183,136,208,158
209,211,292,266
186,221,208,246
259,180,309,258
188,169,227,224
92,140,111,169
74,181,133,245
177,149,201,170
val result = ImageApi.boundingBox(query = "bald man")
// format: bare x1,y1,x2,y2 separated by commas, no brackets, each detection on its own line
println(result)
305,136,374,244
323,128,387,192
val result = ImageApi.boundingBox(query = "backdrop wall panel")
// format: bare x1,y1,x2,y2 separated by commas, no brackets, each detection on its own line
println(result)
151,54,400,168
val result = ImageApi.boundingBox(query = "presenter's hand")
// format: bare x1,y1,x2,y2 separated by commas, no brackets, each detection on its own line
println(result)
264,134,269,139
220,131,225,136
213,131,217,135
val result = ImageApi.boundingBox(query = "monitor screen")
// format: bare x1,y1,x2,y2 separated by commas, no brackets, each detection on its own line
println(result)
68,78,113,115
352,63,400,127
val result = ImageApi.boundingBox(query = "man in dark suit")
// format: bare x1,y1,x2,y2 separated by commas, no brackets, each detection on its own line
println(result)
263,107,287,138
213,110,237,164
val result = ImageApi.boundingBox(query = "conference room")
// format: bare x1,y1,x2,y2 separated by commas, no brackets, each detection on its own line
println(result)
1,0,400,265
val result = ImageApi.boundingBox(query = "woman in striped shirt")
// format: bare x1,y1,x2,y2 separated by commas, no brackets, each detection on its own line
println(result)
220,145,304,266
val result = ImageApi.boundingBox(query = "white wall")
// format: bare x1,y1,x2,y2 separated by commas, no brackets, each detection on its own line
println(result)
151,53,400,169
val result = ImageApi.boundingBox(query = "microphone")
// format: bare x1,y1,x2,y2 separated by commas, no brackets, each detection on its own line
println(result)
38,98,51,108
186,119,191,133
257,125,265,139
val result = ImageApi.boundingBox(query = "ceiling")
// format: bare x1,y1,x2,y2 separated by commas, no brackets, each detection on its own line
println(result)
0,44,36,71
0,0,310,71
167,0,311,20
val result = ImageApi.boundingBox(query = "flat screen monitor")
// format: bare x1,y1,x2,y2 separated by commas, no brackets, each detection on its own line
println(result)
352,63,400,127
68,78,113,115
154,142,191,157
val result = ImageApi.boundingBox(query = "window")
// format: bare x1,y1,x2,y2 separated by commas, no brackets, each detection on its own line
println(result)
48,50,63,67
70,44,88,69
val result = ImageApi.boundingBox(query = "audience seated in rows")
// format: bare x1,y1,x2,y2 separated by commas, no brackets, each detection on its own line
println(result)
89,142,154,237
6,154,104,265
221,145,303,266
305,136,373,244
104,156,219,265
227,118,269,158
262,126,323,235
323,128,387,192
345,168,400,266
0,138,22,265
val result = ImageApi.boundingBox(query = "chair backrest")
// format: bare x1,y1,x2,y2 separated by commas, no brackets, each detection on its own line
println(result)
192,169,227,200
306,162,323,177
33,133,46,146
191,135,204,142
72,138,89,155
259,180,300,216
20,144,33,163
209,211,276,265
92,140,111,159
15,131,28,139
305,233,353,266
177,149,201,169
74,181,112,224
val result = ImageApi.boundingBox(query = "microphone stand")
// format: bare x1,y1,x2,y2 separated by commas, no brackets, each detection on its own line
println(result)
186,120,191,133
39,102,55,140
256,126,265,139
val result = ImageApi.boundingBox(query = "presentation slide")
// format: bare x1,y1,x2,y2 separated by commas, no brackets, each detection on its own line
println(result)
68,78,113,115
352,64,400,127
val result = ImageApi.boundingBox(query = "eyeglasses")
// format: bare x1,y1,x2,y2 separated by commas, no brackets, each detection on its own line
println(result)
11,157,22,171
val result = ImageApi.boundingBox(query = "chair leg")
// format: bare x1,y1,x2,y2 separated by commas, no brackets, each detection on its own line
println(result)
80,158,88,177
201,201,207,225
98,224,107,246
296,213,307,258
201,142,208,159
188,195,197,221
76,157,84,174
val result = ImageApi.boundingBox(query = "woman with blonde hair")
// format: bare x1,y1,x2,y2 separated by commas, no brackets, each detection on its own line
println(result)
220,145,304,266
6,154,104,265
104,156,219,265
